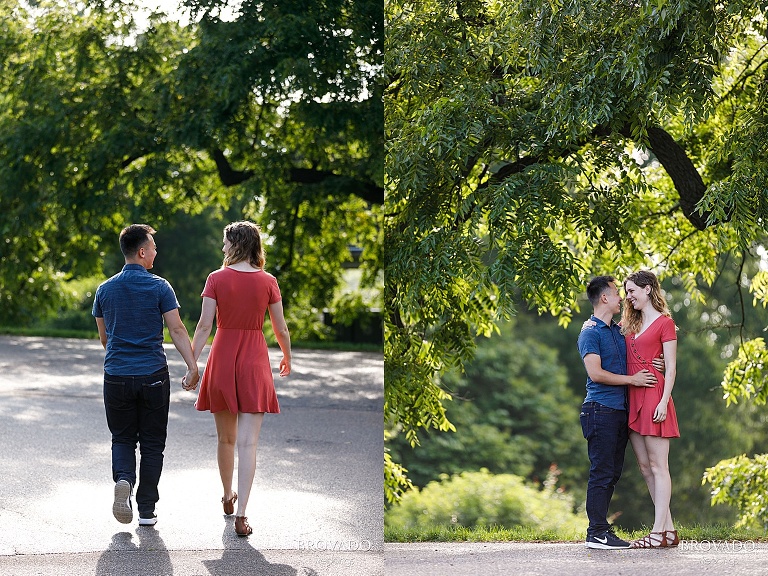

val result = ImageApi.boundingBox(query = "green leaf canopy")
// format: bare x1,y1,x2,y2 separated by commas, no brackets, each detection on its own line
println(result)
386,0,768,500
0,0,383,325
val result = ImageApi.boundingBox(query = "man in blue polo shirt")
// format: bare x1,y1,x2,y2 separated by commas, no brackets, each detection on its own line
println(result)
577,275,657,549
93,224,199,526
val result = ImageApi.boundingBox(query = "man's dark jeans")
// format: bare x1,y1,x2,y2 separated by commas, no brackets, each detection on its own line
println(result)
104,367,170,517
580,401,628,536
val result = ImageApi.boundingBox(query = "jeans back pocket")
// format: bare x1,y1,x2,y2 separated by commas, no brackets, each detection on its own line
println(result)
142,377,170,410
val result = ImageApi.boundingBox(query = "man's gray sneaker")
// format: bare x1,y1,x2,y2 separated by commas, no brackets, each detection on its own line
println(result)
113,480,133,524
585,530,630,549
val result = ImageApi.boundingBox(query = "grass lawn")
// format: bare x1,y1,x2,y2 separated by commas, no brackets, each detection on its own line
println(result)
0,325,381,353
385,524,768,543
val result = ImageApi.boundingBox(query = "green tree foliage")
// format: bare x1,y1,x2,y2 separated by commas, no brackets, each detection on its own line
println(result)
388,323,585,491
148,210,233,321
385,468,585,533
703,454,768,529
699,265,768,528
385,0,768,505
0,0,382,329
387,274,768,528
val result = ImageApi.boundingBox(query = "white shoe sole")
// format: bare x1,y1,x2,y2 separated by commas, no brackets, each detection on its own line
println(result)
585,541,629,550
138,517,157,526
113,480,133,524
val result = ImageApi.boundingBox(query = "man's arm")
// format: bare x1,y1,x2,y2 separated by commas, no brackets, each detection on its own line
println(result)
583,354,656,387
95,317,107,349
162,308,200,390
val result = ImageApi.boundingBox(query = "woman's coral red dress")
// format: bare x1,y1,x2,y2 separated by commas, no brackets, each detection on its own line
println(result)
195,267,281,414
626,315,679,438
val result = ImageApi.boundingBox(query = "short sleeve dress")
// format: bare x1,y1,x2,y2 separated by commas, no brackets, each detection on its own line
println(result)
626,315,679,438
195,267,282,414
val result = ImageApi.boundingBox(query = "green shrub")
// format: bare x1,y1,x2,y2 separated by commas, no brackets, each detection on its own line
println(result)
40,276,102,332
385,469,586,534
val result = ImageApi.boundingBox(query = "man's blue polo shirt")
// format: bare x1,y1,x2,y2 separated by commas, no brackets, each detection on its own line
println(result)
92,264,180,376
577,315,628,411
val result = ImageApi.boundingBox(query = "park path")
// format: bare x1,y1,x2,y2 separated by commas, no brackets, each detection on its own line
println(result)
0,335,383,575
385,541,768,575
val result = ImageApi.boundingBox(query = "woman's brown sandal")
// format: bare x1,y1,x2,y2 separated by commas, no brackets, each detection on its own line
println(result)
222,492,237,515
630,532,667,549
665,530,679,547
235,515,253,536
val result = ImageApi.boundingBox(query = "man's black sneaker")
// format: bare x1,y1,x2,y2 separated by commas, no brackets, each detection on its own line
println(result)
138,514,157,526
585,530,630,549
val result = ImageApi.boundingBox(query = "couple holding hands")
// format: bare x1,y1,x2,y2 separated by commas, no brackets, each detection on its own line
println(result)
93,221,291,537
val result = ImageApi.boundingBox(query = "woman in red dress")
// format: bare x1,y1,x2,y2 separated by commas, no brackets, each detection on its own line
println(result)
186,221,292,536
622,270,678,549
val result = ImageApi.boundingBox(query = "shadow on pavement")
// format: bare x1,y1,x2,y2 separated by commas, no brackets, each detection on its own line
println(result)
201,517,310,576
0,336,383,563
95,530,173,576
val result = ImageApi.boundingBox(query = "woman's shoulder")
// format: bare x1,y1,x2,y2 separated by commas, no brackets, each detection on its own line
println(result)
657,314,677,339
658,315,676,327
208,266,277,285
206,267,228,279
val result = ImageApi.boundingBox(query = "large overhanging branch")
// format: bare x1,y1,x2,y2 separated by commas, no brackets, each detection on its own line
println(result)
212,148,383,205
288,168,384,205
479,124,718,231
632,126,715,231
211,149,255,186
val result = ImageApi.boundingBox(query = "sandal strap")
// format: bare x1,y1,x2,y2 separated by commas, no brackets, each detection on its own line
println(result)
235,515,253,535
631,532,667,548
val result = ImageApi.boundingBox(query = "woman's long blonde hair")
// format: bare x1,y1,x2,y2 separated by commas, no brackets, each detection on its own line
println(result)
620,270,671,335
222,220,266,269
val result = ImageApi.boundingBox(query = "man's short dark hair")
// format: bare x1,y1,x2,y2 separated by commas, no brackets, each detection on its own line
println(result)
587,275,616,306
119,224,156,258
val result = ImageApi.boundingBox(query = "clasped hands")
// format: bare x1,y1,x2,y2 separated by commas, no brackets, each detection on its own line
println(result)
182,367,200,391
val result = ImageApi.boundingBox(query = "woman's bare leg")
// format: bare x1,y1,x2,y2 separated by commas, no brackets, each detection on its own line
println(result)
235,412,265,516
645,435,674,532
629,431,655,495
214,410,238,502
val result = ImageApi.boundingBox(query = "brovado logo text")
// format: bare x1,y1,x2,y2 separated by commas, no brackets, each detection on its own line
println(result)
681,540,756,553
296,540,373,551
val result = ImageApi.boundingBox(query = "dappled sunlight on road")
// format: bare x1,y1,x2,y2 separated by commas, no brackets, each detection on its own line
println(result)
13,405,48,422
0,335,383,559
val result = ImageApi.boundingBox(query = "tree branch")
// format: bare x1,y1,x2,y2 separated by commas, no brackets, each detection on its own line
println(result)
644,126,716,231
288,168,384,205
475,154,543,190
211,148,255,186
211,149,383,204
658,228,698,267
737,250,747,346
601,124,720,230
121,152,145,169
716,45,768,106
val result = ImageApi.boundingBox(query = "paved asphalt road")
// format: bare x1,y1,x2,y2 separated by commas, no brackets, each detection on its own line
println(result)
0,335,383,575
385,541,768,575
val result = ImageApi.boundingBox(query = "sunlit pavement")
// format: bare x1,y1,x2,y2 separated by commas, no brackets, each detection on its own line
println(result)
385,542,768,575
0,336,383,575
